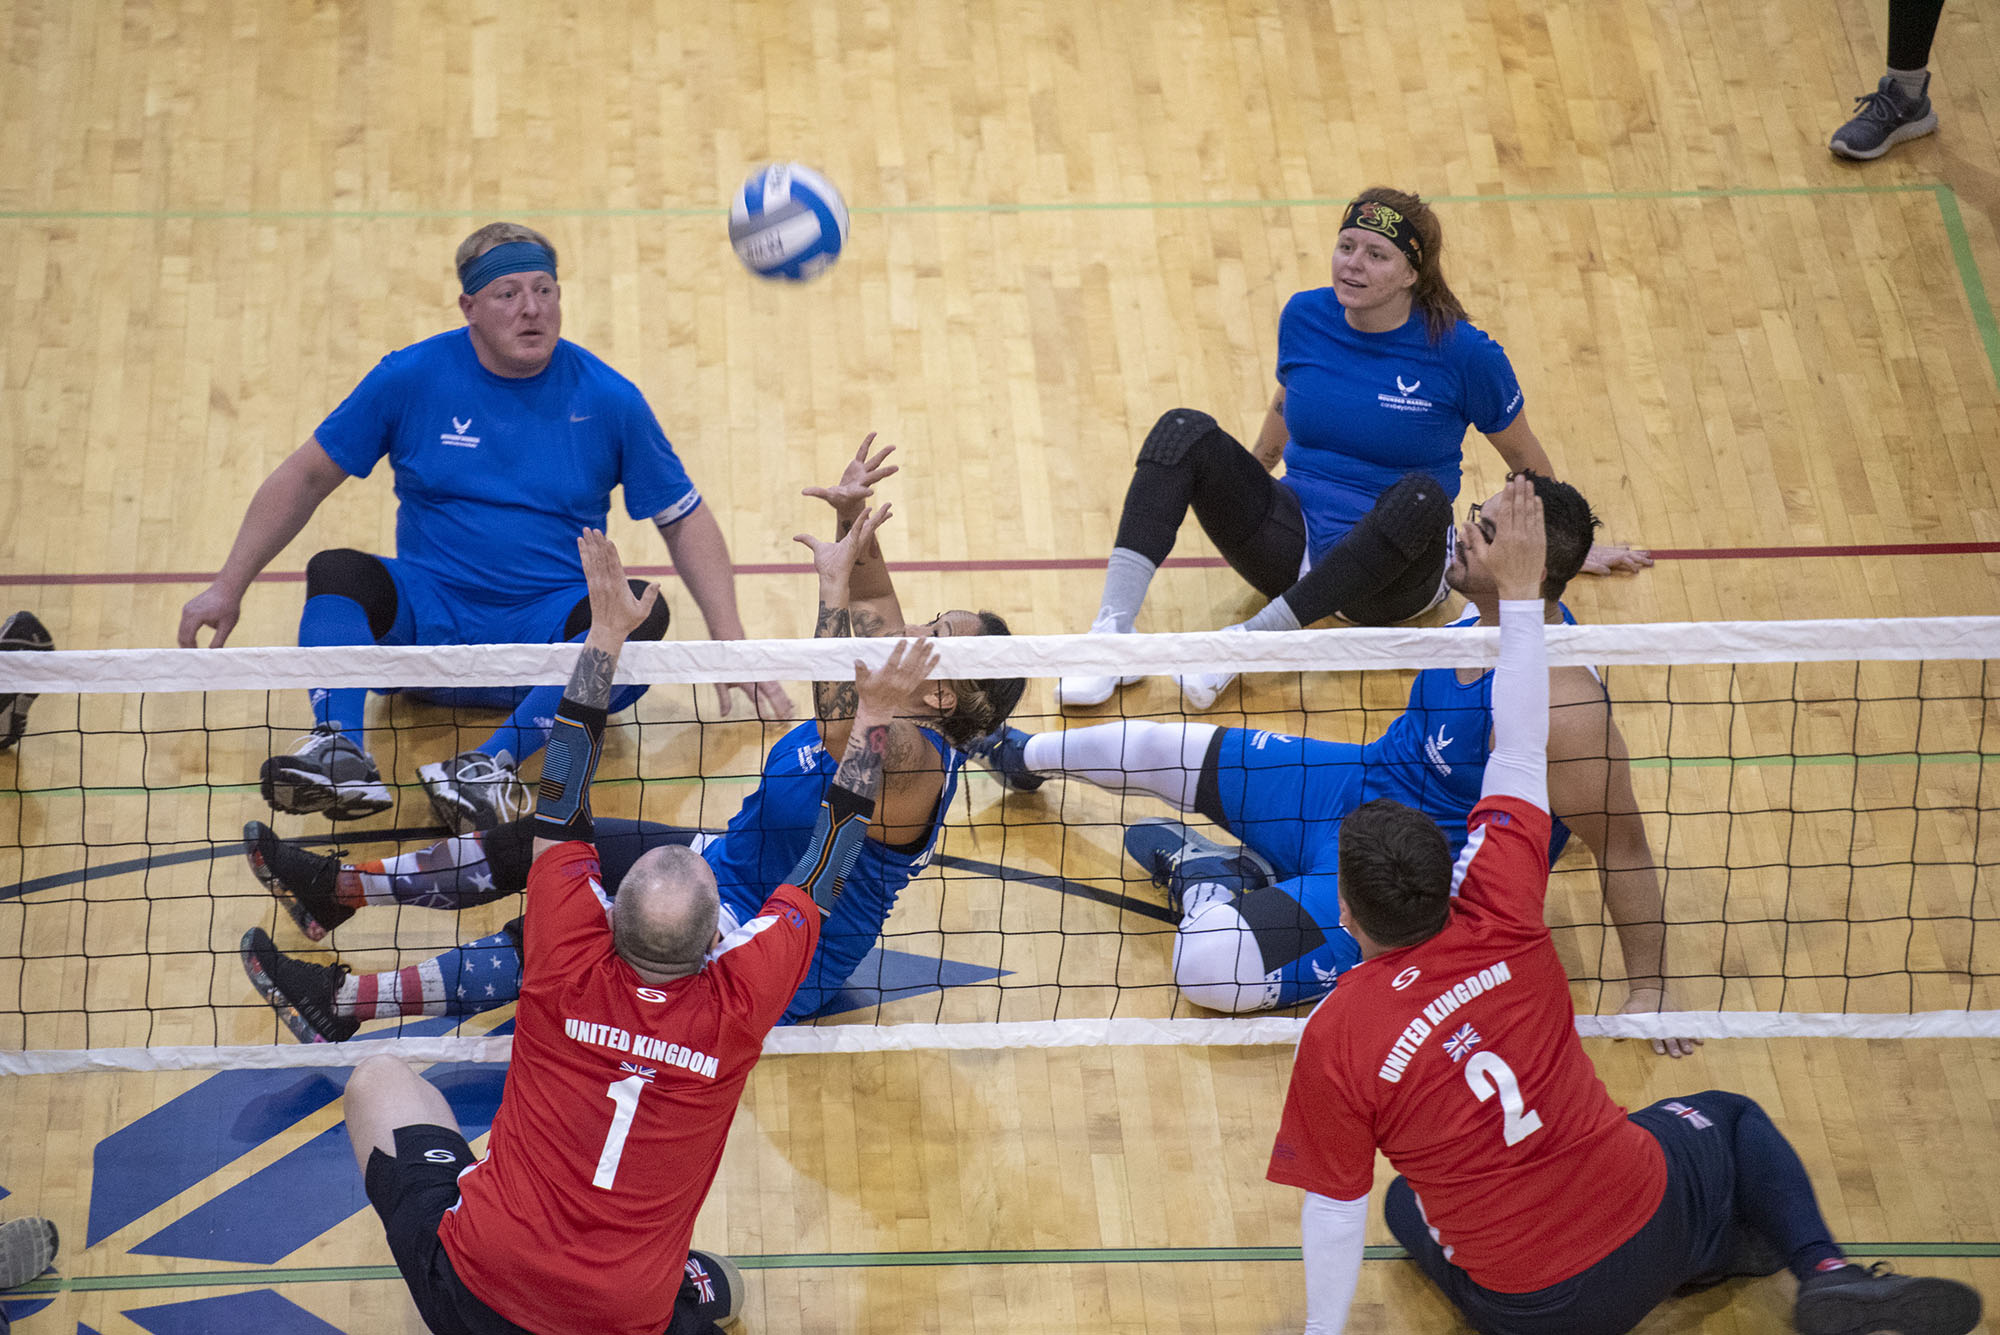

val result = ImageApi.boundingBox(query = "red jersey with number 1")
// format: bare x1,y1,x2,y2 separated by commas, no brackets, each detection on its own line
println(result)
1267,795,1665,1293
439,840,817,1335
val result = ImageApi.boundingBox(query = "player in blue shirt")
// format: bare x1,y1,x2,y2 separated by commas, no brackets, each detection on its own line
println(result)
985,473,1693,1053
239,440,1029,1036
1058,187,1647,712
179,223,791,832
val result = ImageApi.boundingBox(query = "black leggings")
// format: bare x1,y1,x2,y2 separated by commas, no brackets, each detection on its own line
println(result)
1887,0,1946,71
1112,409,1451,626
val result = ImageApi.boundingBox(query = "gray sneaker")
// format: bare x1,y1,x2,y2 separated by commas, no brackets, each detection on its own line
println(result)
1830,74,1938,160
0,1215,57,1290
418,750,529,834
260,727,393,819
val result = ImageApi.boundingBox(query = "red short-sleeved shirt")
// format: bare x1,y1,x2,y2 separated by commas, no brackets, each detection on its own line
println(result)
439,841,816,1335
1268,796,1665,1293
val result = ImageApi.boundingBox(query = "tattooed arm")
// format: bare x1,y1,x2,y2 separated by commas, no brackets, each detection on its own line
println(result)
803,434,906,631
532,530,661,860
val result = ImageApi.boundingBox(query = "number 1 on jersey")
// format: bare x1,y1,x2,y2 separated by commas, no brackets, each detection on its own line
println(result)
594,1074,647,1189
1463,1051,1543,1147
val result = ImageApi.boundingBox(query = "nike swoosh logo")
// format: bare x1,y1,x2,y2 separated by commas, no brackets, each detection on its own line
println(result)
570,414,592,423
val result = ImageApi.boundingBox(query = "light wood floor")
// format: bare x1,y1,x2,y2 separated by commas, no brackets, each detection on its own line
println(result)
3,0,2000,1330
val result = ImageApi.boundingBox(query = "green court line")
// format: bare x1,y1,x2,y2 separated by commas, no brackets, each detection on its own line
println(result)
16,1243,2000,1295
12,1241,1998,1294
1935,185,2000,393
10,749,1993,802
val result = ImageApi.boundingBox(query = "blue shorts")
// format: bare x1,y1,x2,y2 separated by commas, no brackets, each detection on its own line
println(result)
376,558,586,711
1203,728,1363,1007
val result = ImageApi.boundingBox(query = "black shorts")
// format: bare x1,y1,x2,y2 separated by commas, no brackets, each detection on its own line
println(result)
1383,1091,1774,1335
365,1123,731,1335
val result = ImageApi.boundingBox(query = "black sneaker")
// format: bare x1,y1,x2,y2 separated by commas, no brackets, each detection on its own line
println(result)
1794,1261,1982,1335
1123,817,1276,917
965,725,1045,792
418,750,528,834
244,821,354,941
0,609,55,754
261,727,393,819
682,1248,746,1333
240,926,359,1043
1830,73,1939,161
0,1215,57,1290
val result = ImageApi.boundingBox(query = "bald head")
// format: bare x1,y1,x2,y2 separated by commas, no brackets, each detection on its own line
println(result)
612,845,720,981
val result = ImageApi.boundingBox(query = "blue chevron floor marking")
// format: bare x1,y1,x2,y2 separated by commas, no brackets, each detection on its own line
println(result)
127,1054,509,1265
124,1290,345,1334
0,1296,53,1325
818,947,1009,1017
86,1017,466,1247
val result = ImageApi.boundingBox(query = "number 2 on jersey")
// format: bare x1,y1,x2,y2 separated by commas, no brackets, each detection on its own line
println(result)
594,1074,647,1189
1463,1051,1543,1147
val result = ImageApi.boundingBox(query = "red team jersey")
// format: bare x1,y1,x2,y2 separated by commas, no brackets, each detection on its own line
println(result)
439,841,817,1335
1268,795,1666,1293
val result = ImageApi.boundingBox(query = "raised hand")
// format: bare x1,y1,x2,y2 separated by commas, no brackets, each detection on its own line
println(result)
1466,474,1546,603
802,433,900,532
577,529,660,646
793,503,894,590
854,637,941,721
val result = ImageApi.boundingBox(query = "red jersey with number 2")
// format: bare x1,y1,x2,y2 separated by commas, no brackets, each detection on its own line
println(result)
440,840,817,1335
1268,795,1665,1293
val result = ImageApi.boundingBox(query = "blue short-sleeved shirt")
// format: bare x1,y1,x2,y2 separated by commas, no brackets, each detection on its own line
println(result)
314,330,701,602
1276,290,1524,558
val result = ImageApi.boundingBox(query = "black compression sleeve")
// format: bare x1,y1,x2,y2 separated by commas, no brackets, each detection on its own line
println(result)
531,697,607,843
785,783,877,916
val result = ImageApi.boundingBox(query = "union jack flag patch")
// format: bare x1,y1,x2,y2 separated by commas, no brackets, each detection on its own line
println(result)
1443,1023,1482,1063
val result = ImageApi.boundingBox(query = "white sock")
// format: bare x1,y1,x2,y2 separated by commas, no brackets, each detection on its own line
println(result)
1095,548,1158,634
1020,721,1217,809
1238,598,1301,634
1887,66,1928,100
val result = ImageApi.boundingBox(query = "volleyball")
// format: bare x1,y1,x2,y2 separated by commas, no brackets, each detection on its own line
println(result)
729,162,849,281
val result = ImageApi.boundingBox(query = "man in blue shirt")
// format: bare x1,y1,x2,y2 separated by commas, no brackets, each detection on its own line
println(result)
179,223,791,832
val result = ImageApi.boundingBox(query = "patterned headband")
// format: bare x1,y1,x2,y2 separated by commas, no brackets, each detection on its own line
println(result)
1341,199,1424,269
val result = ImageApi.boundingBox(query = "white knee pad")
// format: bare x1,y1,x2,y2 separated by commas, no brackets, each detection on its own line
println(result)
1172,900,1282,1013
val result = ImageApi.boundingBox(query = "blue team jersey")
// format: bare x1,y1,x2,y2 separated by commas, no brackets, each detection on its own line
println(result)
1275,290,1523,558
705,717,964,1023
1362,604,1577,865
314,330,701,602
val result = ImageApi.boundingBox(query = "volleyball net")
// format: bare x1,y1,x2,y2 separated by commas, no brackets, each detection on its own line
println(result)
0,616,1995,1073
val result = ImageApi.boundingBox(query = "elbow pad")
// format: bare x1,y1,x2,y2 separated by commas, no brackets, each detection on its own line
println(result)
786,783,876,916
531,697,607,843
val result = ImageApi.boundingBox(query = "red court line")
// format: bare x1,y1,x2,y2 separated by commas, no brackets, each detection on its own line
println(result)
2,541,1997,586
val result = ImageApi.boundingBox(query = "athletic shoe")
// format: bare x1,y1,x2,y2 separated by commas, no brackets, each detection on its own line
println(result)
239,926,358,1043
0,609,55,754
682,1248,746,1333
260,727,393,820
1174,626,1249,711
0,1215,58,1290
965,725,1045,792
1793,1261,1981,1335
1830,74,1938,161
1056,612,1141,708
418,751,528,834
1123,817,1275,917
243,820,354,941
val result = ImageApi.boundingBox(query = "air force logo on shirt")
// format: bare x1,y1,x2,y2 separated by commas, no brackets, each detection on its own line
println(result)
1378,375,1433,415
440,415,481,448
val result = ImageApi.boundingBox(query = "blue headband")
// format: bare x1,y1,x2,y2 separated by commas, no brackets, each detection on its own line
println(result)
460,241,557,295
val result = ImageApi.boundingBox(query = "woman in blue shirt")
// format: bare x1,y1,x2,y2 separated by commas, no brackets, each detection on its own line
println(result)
1060,187,1644,709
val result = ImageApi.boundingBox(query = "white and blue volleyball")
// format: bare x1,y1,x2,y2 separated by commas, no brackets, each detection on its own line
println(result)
729,163,849,281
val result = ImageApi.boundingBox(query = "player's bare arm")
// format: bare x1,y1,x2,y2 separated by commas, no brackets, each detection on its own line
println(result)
531,530,660,861
178,438,349,648
803,433,904,628
1547,676,1700,1059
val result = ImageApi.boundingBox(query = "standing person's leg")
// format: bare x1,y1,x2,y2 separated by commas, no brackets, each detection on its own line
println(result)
1831,0,1944,160
419,579,670,833
1062,409,1303,708
263,548,406,818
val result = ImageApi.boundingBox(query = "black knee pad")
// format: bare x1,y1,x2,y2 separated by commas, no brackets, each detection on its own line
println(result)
562,580,672,642
1358,473,1454,563
1137,408,1236,467
1231,885,1329,971
304,549,399,640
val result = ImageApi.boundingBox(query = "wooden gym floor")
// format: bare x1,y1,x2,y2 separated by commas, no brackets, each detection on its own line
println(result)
2,0,1999,1330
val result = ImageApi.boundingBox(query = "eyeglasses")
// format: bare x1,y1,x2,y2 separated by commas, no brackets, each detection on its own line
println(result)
1466,502,1496,543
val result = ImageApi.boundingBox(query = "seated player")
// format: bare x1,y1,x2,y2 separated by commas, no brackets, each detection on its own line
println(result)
242,438,1027,1039
340,527,935,1335
977,471,1692,1054
0,610,55,753
1266,476,1982,1335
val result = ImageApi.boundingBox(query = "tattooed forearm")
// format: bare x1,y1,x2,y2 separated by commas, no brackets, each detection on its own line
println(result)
833,722,890,803
813,677,860,722
849,606,888,638
565,644,617,710
813,601,852,640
